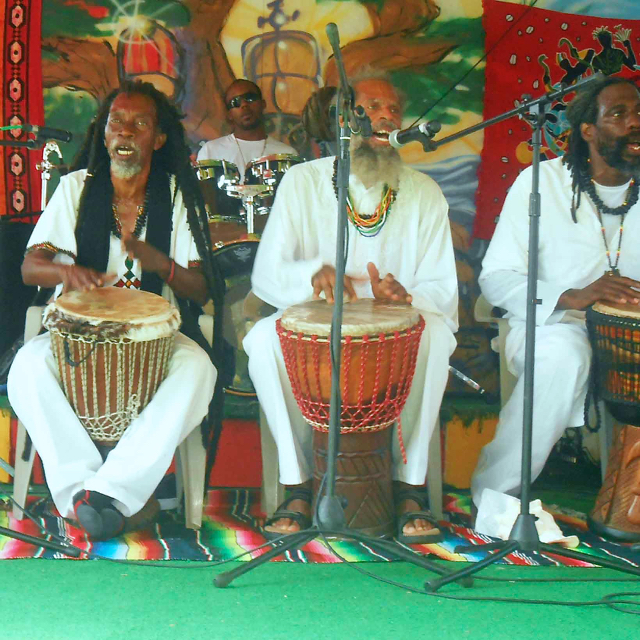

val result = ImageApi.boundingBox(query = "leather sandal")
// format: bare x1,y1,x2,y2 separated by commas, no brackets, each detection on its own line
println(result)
262,487,313,540
394,489,443,544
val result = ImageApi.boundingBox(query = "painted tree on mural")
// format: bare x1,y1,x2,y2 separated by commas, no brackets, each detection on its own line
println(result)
41,0,457,143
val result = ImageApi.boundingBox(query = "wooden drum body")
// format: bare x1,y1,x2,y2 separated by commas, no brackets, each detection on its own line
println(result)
586,302,640,541
277,299,425,537
44,288,181,446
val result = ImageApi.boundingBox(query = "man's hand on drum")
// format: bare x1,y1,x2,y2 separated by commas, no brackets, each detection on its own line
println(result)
557,274,640,310
61,264,112,293
311,265,358,303
367,262,412,304
122,233,168,275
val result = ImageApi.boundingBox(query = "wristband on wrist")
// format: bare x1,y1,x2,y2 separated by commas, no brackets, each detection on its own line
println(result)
165,258,176,285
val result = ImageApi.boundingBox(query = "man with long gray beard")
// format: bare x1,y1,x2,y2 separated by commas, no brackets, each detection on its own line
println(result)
243,75,458,542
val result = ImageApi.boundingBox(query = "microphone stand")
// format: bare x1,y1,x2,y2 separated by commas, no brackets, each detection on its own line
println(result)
214,24,472,589
422,73,640,591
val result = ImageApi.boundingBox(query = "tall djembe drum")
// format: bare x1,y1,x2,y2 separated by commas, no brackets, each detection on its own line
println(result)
44,288,181,450
586,301,640,542
277,299,425,537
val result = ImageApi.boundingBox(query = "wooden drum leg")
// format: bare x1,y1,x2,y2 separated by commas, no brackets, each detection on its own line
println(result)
312,428,394,538
588,422,640,542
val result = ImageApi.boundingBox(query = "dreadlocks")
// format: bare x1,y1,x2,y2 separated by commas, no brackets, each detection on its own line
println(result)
70,79,219,303
563,75,637,223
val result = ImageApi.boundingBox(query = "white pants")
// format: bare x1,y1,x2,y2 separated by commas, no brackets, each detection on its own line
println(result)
243,310,455,486
471,322,591,505
7,331,216,518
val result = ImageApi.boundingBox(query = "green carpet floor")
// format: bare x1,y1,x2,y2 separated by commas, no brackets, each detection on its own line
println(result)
1,560,638,639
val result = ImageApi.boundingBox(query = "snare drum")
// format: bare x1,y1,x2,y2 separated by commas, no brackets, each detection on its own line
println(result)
277,299,425,536
43,288,181,445
245,153,303,223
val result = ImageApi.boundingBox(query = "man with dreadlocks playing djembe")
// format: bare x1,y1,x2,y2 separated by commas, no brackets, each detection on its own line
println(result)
471,76,640,507
7,81,219,541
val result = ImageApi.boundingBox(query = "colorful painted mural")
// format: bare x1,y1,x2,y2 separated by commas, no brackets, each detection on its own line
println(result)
2,0,639,398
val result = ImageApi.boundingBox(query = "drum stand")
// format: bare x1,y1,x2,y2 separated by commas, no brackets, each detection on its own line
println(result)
215,23,472,589
227,184,270,235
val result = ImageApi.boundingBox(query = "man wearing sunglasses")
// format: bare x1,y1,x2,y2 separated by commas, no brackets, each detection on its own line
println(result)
197,79,296,182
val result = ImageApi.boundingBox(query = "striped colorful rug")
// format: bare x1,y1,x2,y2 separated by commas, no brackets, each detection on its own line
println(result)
1,488,639,567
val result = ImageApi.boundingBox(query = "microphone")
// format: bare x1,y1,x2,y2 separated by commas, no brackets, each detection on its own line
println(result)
21,124,73,143
388,121,441,149
325,22,341,59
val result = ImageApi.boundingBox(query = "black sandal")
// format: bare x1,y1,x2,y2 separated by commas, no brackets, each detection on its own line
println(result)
394,489,443,545
262,487,313,541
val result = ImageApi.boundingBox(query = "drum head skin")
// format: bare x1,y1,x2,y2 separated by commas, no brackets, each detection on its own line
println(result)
44,288,181,341
592,300,640,319
280,299,420,337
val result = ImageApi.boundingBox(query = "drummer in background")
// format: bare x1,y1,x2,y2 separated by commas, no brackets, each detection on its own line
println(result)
197,79,297,181
7,80,218,541
471,76,640,508
243,71,459,542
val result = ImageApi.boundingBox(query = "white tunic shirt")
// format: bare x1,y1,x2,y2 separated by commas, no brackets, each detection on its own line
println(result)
197,133,298,183
250,156,459,332
480,156,640,329
26,169,203,306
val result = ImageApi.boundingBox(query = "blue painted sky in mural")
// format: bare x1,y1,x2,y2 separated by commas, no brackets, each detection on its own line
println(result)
541,0,637,19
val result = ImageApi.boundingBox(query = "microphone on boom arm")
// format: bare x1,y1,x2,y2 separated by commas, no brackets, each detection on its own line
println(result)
388,121,441,152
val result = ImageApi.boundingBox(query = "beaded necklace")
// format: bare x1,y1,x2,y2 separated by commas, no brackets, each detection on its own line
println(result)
580,168,636,276
332,158,396,237
110,203,148,239
581,173,638,216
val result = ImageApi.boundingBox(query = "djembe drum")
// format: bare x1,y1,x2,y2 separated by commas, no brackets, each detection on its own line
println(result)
277,299,425,537
586,301,640,541
43,288,181,448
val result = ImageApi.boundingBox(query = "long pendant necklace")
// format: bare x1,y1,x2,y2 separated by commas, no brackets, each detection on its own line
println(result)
595,208,625,277
332,158,396,237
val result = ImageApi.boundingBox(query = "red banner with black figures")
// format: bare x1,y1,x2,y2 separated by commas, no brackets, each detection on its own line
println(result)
474,0,640,240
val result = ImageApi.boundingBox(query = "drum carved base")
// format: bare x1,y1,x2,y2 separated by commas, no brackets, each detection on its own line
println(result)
588,423,640,542
312,428,394,538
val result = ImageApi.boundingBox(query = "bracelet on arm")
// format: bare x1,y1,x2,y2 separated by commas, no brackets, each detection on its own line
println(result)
165,258,176,285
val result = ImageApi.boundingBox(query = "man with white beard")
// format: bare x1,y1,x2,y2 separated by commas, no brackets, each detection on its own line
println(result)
243,74,458,541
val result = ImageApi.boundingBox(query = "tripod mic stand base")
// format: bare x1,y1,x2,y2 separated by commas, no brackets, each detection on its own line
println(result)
214,526,475,589
0,525,82,557
426,536,640,593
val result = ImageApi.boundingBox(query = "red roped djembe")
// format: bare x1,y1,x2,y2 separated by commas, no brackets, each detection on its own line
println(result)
277,299,425,537
586,301,640,542
43,288,181,450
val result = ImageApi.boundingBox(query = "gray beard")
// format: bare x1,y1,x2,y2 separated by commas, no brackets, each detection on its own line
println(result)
350,139,403,190
110,159,143,180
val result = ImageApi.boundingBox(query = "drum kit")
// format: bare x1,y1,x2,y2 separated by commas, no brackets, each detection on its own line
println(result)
194,153,302,396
